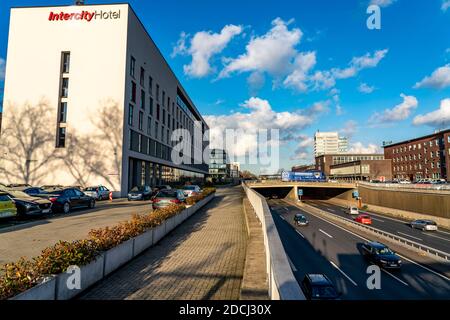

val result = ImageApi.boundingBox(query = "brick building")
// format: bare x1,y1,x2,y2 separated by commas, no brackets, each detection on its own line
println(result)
329,159,392,181
315,154,385,176
291,164,316,172
383,129,450,182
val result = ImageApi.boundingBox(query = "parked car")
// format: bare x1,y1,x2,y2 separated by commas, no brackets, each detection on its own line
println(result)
301,274,340,300
181,185,201,197
128,186,152,201
345,206,359,215
293,213,309,226
12,186,47,197
0,189,52,218
354,214,372,225
41,185,64,192
152,189,186,210
40,188,95,214
84,185,110,200
399,180,412,184
410,219,438,231
361,241,402,269
0,192,18,219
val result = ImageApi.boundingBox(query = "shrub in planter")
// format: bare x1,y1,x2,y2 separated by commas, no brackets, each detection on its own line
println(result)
88,220,144,252
0,258,42,300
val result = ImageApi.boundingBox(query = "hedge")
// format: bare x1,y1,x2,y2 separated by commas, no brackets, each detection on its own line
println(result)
0,187,215,300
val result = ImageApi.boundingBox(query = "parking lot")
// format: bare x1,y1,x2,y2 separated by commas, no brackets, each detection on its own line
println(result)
0,198,153,264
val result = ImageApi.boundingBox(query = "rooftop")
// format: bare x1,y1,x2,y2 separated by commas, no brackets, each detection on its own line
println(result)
382,129,450,148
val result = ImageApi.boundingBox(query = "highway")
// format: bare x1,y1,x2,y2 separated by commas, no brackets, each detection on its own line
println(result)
268,199,450,299
306,200,450,255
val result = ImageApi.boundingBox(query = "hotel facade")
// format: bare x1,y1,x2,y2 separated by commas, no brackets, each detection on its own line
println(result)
0,3,209,196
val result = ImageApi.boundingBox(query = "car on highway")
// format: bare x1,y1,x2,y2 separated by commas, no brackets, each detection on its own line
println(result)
293,213,309,226
128,185,152,201
354,214,372,225
301,274,340,300
410,219,438,231
152,189,186,210
84,185,110,200
40,187,95,214
345,206,359,215
361,241,402,269
181,185,201,197
0,188,52,218
0,192,18,219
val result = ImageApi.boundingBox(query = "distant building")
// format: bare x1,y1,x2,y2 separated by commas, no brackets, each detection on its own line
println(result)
383,129,450,181
228,162,240,178
329,159,392,181
208,148,228,182
291,164,316,172
314,131,348,157
315,154,386,177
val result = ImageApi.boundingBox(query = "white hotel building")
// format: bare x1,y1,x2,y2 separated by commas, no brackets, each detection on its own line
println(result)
1,3,209,196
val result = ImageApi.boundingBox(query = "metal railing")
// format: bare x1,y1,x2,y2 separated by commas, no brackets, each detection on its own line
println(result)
301,202,450,262
242,183,305,300
358,181,450,192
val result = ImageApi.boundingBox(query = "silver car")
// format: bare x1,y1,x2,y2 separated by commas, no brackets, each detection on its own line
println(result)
410,219,438,231
84,185,110,200
181,185,201,197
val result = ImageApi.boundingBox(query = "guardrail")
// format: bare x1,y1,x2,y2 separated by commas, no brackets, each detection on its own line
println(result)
358,181,450,192
299,202,450,262
242,183,305,300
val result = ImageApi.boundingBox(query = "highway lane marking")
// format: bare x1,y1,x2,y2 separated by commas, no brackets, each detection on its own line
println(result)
284,200,450,283
397,232,423,241
296,229,305,238
280,215,286,221
319,229,333,238
284,207,289,211
329,261,358,286
421,232,450,243
370,217,385,222
382,269,409,286
437,229,450,236
287,256,298,272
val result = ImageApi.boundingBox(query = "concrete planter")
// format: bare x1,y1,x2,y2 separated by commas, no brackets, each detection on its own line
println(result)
56,254,104,300
133,229,154,257
166,216,176,233
152,222,166,244
11,276,56,300
104,239,134,276
175,213,183,226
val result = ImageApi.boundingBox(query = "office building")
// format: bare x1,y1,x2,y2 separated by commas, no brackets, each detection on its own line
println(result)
315,154,386,176
0,3,209,195
208,149,228,182
314,131,348,157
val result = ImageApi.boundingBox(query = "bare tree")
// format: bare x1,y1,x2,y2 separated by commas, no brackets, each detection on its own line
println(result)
0,100,57,185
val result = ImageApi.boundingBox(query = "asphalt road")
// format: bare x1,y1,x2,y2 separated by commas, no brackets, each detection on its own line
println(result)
306,200,450,255
269,199,450,299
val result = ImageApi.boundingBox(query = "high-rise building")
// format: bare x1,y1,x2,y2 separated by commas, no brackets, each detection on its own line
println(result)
314,131,348,157
208,149,228,181
0,3,209,195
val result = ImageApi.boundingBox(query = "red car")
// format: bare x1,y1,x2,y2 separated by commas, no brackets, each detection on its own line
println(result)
355,214,372,225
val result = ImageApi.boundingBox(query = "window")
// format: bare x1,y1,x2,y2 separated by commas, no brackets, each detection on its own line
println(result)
162,91,166,107
140,90,145,109
150,97,154,116
163,109,166,125
155,122,159,139
149,77,153,96
168,114,171,129
130,56,136,77
431,151,434,158
131,81,136,103
167,129,170,144
62,52,70,73
57,127,66,148
156,84,160,102
431,162,434,169
147,117,152,135
59,102,67,123
138,111,143,131
140,67,145,87
157,104,160,120
128,104,134,126
61,78,69,97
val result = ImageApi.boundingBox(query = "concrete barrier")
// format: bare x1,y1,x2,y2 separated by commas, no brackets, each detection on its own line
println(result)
55,255,105,300
104,239,134,276
11,276,56,300
133,229,154,257
242,183,305,300
152,222,166,244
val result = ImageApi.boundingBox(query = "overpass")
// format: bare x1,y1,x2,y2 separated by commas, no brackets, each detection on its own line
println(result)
246,180,357,201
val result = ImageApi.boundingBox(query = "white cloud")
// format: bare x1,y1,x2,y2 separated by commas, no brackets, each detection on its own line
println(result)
413,98,450,127
0,58,5,81
172,25,243,78
349,142,381,154
370,0,397,7
247,71,266,94
339,120,358,138
219,18,302,78
414,64,450,89
442,1,450,11
369,94,418,124
283,51,317,92
358,83,375,93
204,97,322,158
290,135,314,160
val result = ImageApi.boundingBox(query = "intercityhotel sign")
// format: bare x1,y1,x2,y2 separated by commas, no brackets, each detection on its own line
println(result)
48,10,121,22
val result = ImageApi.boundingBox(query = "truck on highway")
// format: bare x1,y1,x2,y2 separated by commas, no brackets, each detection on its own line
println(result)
281,170,327,182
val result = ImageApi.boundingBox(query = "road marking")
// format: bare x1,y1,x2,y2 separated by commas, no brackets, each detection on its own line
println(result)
319,229,333,238
330,261,358,286
397,232,423,241
370,217,385,222
382,269,409,286
284,200,450,282
284,207,289,211
437,229,450,236
280,215,286,221
287,256,298,272
421,232,450,243
296,229,305,238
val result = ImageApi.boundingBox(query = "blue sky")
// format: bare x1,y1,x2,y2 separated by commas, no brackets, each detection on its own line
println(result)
1,0,450,173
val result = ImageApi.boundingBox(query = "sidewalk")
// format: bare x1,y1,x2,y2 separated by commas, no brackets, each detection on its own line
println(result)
80,186,248,300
